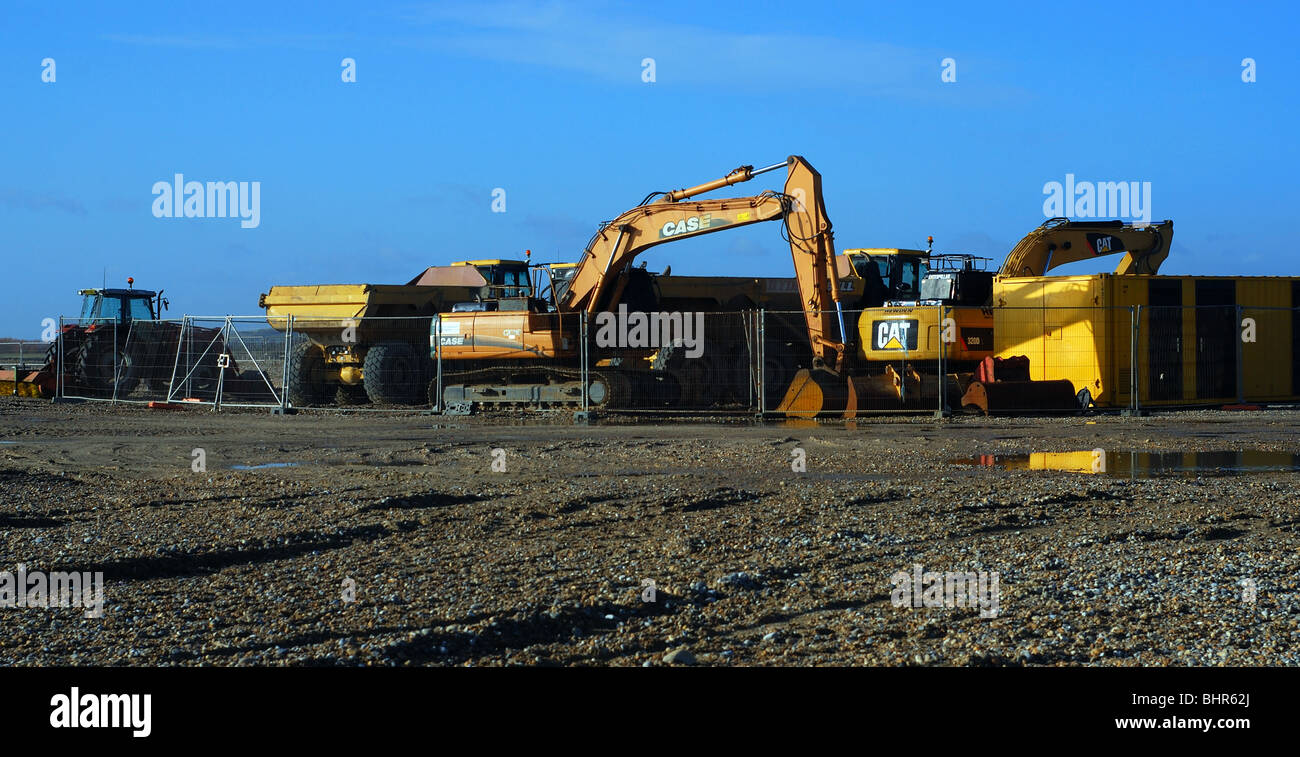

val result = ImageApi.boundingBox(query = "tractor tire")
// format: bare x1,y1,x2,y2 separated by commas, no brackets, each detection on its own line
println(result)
287,342,331,407
363,342,427,405
75,331,139,398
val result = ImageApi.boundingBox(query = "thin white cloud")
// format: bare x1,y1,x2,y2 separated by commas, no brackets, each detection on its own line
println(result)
395,0,1017,100
100,32,346,50
0,189,87,216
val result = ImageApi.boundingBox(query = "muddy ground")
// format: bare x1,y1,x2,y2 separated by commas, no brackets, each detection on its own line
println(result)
1,397,1297,666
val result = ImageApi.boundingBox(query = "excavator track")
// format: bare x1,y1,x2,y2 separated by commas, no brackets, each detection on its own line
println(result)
436,365,681,412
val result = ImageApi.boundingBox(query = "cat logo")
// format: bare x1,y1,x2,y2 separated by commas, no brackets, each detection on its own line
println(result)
1087,233,1125,256
873,319,918,350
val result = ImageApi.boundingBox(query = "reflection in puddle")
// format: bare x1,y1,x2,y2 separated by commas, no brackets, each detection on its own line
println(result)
951,450,1300,477
230,462,299,470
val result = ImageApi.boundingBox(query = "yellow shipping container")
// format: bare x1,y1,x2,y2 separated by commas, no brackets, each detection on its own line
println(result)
994,274,1300,407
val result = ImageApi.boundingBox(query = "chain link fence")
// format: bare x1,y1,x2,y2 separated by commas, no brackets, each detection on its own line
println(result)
27,304,1300,417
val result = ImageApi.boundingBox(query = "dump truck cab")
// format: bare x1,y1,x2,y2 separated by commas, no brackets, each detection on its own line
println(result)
451,259,533,300
446,259,540,313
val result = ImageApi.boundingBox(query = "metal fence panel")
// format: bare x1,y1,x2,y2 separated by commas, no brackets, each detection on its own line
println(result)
30,303,1300,415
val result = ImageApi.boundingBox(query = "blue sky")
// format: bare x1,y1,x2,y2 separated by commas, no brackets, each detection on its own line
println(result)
2,0,1297,336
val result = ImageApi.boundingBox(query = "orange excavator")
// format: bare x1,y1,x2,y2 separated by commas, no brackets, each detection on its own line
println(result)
433,155,858,412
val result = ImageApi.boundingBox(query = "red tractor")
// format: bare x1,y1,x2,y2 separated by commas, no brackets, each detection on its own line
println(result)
10,281,235,399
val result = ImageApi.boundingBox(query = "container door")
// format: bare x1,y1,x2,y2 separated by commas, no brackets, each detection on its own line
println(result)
1195,280,1236,400
1147,280,1182,401
1293,281,1300,396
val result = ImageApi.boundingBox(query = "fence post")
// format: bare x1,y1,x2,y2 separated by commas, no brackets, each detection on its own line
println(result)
185,316,194,399
1130,305,1140,416
280,315,293,413
758,308,766,418
432,315,442,413
578,311,588,421
936,303,946,418
110,320,119,405
213,317,230,412
747,310,754,409
1235,304,1245,405
57,316,64,400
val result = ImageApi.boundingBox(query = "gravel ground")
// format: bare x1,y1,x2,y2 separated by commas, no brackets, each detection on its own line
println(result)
1,397,1298,666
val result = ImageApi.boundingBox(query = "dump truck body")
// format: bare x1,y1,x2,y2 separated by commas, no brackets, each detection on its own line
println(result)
260,283,475,345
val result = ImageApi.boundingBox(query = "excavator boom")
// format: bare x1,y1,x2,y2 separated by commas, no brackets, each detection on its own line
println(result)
558,155,847,370
998,218,1173,279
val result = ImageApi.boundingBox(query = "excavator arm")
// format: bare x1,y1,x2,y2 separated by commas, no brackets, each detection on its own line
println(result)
998,218,1174,279
558,155,848,370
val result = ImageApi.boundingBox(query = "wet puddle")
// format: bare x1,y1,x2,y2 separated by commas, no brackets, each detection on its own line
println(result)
230,462,300,471
951,450,1300,477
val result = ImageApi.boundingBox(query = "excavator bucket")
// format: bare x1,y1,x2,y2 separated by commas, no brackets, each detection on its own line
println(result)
778,365,943,418
776,368,851,418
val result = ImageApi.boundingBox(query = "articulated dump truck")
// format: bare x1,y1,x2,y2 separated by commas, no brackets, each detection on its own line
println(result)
260,262,505,406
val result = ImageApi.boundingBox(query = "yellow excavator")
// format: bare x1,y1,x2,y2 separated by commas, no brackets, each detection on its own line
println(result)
433,155,856,412
779,217,1176,416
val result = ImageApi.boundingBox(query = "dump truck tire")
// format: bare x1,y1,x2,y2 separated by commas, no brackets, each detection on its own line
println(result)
287,342,331,407
363,342,426,405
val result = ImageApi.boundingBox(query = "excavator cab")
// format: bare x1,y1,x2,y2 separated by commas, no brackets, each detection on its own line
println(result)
841,249,931,308
897,254,993,307
536,263,579,311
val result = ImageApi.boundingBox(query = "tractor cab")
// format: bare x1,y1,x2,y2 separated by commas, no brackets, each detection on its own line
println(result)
76,282,168,326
